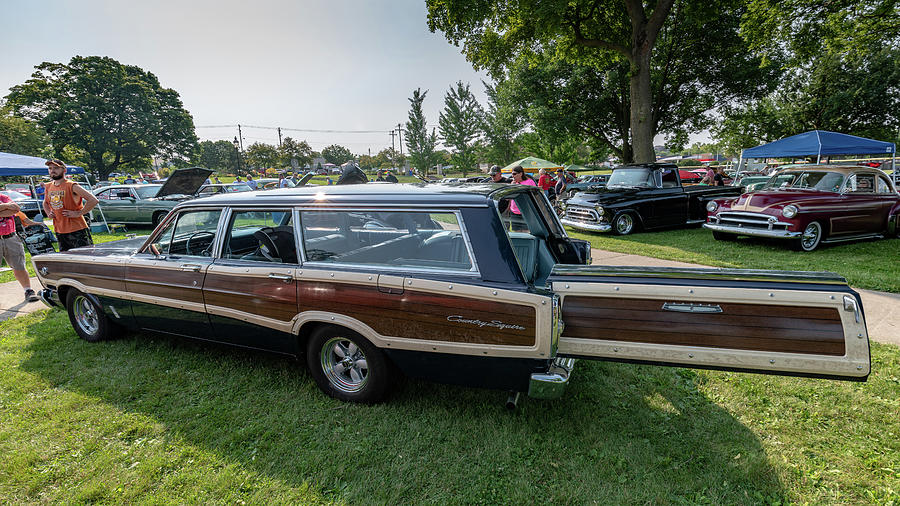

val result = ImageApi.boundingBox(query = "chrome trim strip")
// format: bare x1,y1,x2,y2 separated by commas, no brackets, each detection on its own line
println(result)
560,218,612,232
703,223,802,239
549,265,847,284
662,302,723,313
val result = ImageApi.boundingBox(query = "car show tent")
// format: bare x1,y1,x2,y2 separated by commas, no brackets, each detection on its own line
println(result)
502,156,563,175
738,130,896,173
0,151,85,176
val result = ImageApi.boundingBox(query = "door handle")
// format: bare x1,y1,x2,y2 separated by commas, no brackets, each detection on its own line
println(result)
842,295,860,323
180,263,202,272
662,302,723,313
268,273,293,282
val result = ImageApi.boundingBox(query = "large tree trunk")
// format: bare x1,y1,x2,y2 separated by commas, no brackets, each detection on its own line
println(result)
629,44,655,162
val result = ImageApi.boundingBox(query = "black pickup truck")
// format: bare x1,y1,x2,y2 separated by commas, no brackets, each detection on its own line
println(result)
560,163,743,234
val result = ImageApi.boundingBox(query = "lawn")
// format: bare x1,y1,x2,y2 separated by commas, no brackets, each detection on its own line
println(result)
568,227,900,293
1,311,898,504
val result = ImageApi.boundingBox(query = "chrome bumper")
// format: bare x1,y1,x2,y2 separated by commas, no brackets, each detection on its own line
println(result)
559,218,612,233
38,287,61,309
528,357,576,399
703,223,801,240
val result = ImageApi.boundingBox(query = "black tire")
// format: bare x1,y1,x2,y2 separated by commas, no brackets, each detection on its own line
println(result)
306,325,393,403
65,289,115,342
612,212,637,235
712,231,735,241
794,221,823,251
151,211,167,228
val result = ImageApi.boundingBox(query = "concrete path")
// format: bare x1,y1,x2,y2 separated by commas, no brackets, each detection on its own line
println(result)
1,253,897,346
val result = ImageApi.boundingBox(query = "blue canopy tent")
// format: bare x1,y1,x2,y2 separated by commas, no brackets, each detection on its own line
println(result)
738,130,896,175
0,151,85,176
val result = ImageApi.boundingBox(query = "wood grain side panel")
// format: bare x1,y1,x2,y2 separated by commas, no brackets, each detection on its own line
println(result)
298,281,536,346
562,296,845,356
125,265,205,304
38,259,126,293
203,273,298,322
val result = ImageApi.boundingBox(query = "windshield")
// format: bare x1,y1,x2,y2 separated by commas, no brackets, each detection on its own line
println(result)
135,185,162,199
606,168,654,188
225,183,253,193
763,171,844,192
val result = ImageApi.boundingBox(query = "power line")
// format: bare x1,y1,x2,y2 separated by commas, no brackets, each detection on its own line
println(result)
196,123,392,134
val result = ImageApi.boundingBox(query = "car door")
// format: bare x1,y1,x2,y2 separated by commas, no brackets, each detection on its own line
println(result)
125,208,223,338
549,265,869,381
202,207,300,353
93,187,126,222
651,169,688,227
834,173,884,235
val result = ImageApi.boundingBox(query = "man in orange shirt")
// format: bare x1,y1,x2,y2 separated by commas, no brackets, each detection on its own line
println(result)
42,159,99,251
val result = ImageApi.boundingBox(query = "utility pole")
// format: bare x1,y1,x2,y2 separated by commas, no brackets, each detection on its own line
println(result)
277,127,283,147
389,130,397,169
397,123,403,156
237,124,244,151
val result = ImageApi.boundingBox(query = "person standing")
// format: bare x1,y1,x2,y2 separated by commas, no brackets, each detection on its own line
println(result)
278,173,290,188
488,165,509,183
554,168,568,198
246,174,258,190
0,193,40,302
42,159,98,252
713,166,726,186
537,168,554,197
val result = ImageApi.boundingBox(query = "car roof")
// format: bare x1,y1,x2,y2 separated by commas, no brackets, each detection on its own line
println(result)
778,165,885,175
177,182,522,208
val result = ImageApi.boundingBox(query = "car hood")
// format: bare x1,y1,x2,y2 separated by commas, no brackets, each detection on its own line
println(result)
725,190,837,213
155,167,214,198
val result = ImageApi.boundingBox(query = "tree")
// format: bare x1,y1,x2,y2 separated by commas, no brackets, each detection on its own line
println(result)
0,108,51,157
405,88,440,175
244,142,281,172
438,81,482,176
373,148,405,170
279,137,313,170
427,0,775,162
480,80,525,165
194,140,238,172
5,56,198,180
321,144,354,165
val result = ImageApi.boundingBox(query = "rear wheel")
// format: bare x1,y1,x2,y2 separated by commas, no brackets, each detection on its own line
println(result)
613,212,637,235
306,326,392,403
794,221,823,251
65,289,116,342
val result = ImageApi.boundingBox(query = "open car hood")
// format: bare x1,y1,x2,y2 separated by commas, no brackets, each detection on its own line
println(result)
155,167,214,198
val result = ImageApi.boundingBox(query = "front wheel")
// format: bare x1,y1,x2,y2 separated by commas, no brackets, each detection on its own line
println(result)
613,212,637,235
66,289,117,342
794,221,823,251
306,326,393,403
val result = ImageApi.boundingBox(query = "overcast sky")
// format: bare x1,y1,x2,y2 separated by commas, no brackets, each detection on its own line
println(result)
1,0,492,155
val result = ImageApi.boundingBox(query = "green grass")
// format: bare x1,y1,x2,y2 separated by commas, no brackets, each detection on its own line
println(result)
0,311,898,503
569,227,900,293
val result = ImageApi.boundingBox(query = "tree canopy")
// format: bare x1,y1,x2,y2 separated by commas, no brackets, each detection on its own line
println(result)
405,88,440,174
321,144,355,165
427,0,775,163
193,140,237,173
5,56,197,180
0,108,51,158
439,81,482,176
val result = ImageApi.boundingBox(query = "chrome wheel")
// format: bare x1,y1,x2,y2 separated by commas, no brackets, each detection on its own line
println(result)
615,213,634,235
72,295,100,336
320,337,369,393
800,222,822,251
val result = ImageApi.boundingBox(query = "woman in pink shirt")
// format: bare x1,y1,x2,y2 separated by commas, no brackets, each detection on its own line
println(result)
510,166,536,215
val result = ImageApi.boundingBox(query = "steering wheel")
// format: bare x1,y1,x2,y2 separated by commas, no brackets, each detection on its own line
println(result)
253,228,281,262
185,231,215,256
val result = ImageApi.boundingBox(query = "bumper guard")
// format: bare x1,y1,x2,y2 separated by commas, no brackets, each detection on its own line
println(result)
703,222,801,240
38,287,61,309
528,357,576,399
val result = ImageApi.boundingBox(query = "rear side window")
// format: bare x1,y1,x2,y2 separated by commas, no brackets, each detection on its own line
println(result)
299,210,475,273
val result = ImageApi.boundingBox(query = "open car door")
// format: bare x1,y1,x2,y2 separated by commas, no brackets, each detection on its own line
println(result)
550,266,870,380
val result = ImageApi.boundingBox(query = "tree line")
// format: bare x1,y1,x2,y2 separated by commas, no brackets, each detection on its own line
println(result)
2,0,897,179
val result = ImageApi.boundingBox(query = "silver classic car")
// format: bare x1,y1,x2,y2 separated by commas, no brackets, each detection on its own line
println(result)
34,183,871,404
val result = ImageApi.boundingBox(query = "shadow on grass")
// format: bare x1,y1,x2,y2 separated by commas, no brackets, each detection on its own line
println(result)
20,311,785,503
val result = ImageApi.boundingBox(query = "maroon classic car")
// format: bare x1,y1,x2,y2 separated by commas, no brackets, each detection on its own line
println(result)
704,166,900,251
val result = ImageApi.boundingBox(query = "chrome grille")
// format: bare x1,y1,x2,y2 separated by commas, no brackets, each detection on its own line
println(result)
564,205,602,224
714,211,788,231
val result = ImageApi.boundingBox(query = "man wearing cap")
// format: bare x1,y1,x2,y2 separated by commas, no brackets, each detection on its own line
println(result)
488,165,509,183
0,191,41,301
43,159,99,252
554,168,568,198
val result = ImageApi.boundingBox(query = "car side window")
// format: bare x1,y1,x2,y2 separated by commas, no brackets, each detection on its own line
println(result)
876,175,893,194
223,209,297,263
96,189,113,200
845,174,876,193
147,209,222,258
300,210,475,272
